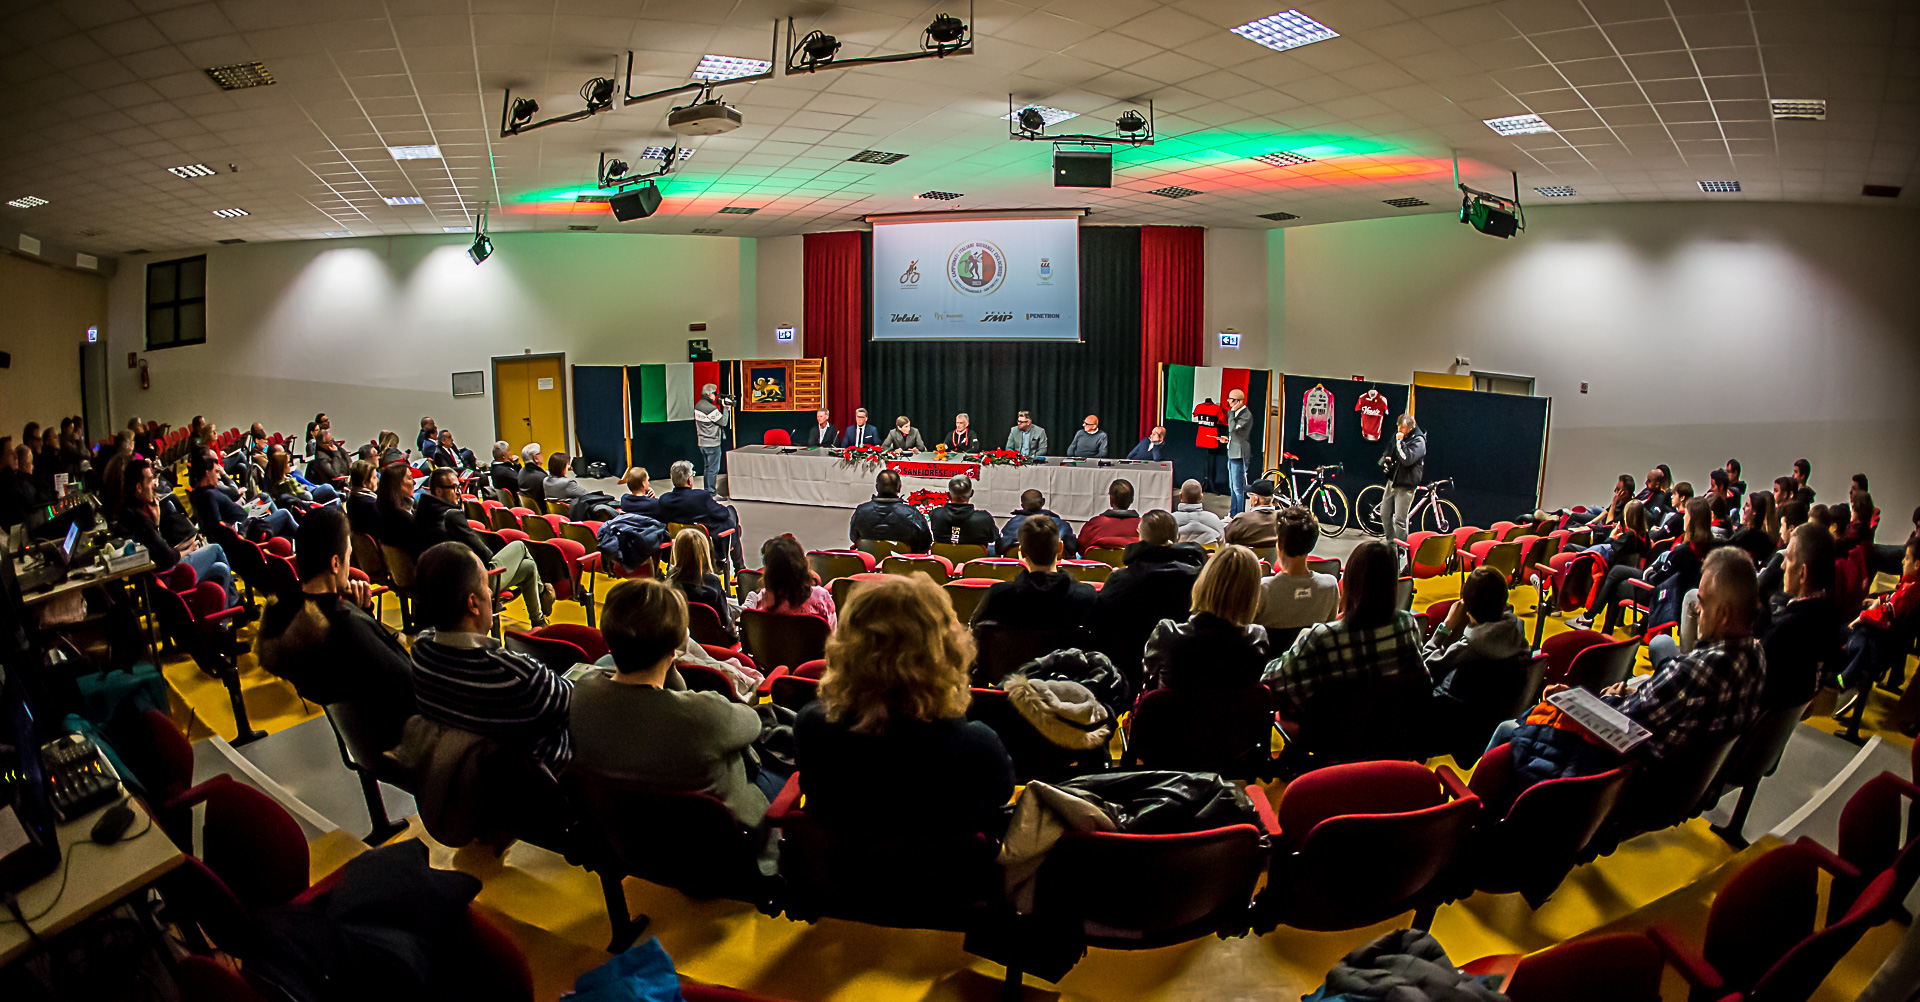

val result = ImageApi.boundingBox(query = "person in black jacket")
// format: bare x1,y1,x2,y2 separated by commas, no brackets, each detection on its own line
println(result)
431,430,477,472
944,413,981,453
1752,523,1844,709
1085,510,1204,690
305,429,351,486
971,515,1095,631
345,460,381,537
998,489,1079,560
849,469,932,553
617,466,663,519
800,409,837,448
1380,413,1426,544
927,475,996,550
0,440,50,527
190,450,297,540
399,467,551,626
667,527,734,642
488,442,521,492
116,458,237,604
1140,543,1269,693
657,459,743,568
516,443,546,502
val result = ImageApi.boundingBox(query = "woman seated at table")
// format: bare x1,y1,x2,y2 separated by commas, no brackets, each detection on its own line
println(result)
880,415,926,452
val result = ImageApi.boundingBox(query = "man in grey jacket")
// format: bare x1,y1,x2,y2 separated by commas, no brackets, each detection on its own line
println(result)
693,383,731,493
1006,410,1048,458
1171,479,1224,543
1381,413,1427,544
1224,388,1255,515
1066,414,1108,458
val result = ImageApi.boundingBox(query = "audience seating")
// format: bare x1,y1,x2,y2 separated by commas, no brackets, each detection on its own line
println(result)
1080,546,1127,567
767,659,826,711
1462,741,1635,907
560,520,599,553
488,506,524,533
1595,732,1743,852
1059,558,1112,584
160,779,317,953
881,552,954,587
854,538,913,561
504,629,593,674
1306,555,1342,578
522,512,560,542
972,623,1085,685
319,700,413,846
686,601,736,648
1452,527,1494,559
150,581,265,745
966,686,1109,782
1459,539,1523,584
527,536,598,627
1433,652,1549,767
1540,630,1638,691
806,549,875,584
1396,575,1416,611
1493,932,1666,1002
1827,771,1920,919
122,710,238,850
1256,761,1480,932
1417,599,1454,641
1399,532,1456,579
1126,683,1274,777
1707,698,1815,847
738,608,830,671
959,557,1023,582
828,572,886,610
679,662,751,703
930,542,988,565
942,578,995,624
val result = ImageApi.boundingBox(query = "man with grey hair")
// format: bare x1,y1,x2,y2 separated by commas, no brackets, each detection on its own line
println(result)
659,457,741,567
1171,479,1224,543
1379,412,1426,544
693,383,732,494
489,441,520,491
928,473,997,550
517,442,546,501
945,412,980,452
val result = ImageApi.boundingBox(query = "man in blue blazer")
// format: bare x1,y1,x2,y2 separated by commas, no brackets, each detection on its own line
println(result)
839,407,881,447
1126,425,1168,462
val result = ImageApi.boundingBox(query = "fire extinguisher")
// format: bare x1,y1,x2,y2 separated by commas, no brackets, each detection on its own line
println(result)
139,359,149,390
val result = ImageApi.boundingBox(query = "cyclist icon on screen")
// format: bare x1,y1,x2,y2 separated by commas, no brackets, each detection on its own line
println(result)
899,260,920,284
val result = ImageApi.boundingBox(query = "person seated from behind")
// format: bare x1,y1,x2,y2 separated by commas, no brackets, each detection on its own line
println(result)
794,575,1015,847
743,534,837,629
617,465,662,518
927,474,997,552
1078,479,1140,552
1255,506,1340,639
408,542,573,775
517,443,546,502
1066,414,1108,458
849,468,932,553
256,507,416,753
971,515,1096,631
1837,534,1920,697
345,460,380,537
880,415,925,452
1125,425,1167,462
1426,567,1530,699
306,429,350,486
488,441,520,491
1085,510,1204,690
1171,479,1223,544
1141,544,1269,693
543,452,589,503
1222,479,1280,551
998,488,1078,559
417,467,552,624
1753,523,1843,710
839,407,880,448
433,429,477,472
658,460,741,567
569,579,784,822
1265,540,1428,728
667,528,734,642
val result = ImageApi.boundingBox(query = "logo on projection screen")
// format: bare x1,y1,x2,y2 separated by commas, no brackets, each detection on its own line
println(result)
947,241,1006,296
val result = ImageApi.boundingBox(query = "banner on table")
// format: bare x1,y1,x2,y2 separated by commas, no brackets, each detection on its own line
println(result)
887,459,981,480
1162,364,1253,423
631,361,721,423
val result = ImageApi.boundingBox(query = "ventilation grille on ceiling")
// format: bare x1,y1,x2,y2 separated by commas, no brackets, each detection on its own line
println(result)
567,224,599,232
1485,114,1552,136
217,238,246,244
1382,197,1428,207
1862,184,1901,198
1534,185,1577,197
212,207,249,217
1253,151,1313,167
1257,211,1299,221
8,195,47,208
168,163,216,178
916,190,963,201
1148,186,1202,198
691,228,723,234
1698,180,1741,192
1770,99,1826,120
718,206,758,214
847,150,907,164
206,61,274,90
576,194,612,203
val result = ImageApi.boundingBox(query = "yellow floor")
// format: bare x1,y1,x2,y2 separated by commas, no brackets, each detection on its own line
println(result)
166,566,1913,1001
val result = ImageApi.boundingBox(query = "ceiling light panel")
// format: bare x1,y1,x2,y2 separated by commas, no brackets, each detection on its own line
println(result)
692,54,772,81
1231,10,1340,52
389,145,442,160
168,164,217,178
212,207,250,217
641,147,695,160
916,191,964,200
206,61,274,90
1257,211,1300,220
1148,186,1202,198
718,206,758,214
1485,114,1553,136
1534,186,1577,197
847,150,908,164
1698,180,1741,192
1382,197,1428,207
7,195,48,208
1770,99,1826,120
1003,106,1079,127
1253,151,1315,167
442,226,472,232
383,196,424,205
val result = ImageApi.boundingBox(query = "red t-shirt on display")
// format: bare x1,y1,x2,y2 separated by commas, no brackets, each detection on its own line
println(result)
1193,401,1225,449
1356,389,1389,441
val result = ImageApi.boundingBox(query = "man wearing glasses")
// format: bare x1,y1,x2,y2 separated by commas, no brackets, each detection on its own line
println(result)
1066,414,1108,459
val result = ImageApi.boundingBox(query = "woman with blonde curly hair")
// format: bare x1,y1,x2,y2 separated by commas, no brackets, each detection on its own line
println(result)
795,574,1014,843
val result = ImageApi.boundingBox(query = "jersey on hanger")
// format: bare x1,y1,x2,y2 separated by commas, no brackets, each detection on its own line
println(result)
1356,389,1389,441
1301,384,1334,443
1193,401,1225,449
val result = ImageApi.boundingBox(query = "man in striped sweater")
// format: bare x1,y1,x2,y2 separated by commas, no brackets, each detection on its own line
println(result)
408,541,573,774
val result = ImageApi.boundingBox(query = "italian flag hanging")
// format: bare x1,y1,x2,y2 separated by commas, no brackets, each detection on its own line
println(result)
1164,364,1252,423
632,361,721,423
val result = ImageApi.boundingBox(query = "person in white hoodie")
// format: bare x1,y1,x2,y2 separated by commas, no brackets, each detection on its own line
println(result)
1170,479,1224,544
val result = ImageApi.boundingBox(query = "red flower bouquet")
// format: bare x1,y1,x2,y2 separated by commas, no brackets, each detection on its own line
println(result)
905,489,949,516
978,449,1027,468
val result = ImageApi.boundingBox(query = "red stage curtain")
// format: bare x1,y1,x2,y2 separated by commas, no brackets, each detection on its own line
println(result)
1139,225,1205,437
804,230,864,429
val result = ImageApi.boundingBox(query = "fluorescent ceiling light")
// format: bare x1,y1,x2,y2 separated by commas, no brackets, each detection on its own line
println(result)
692,54,772,81
205,61,273,90
323,230,354,237
442,225,472,232
212,207,249,217
1253,151,1314,167
7,195,48,208
389,145,442,160
1230,10,1339,52
718,206,758,214
384,195,424,205
916,191,964,200
1698,180,1741,192
1485,114,1552,136
1770,98,1826,120
641,147,695,160
168,163,217,178
1003,105,1078,127
1534,185,1577,197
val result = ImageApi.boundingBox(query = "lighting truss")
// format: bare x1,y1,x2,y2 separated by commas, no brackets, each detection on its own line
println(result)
498,65,627,138
599,148,682,191
1006,95,1155,146
785,1,973,75
622,22,779,111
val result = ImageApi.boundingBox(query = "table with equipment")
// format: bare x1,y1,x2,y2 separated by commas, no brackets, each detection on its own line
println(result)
725,447,1176,522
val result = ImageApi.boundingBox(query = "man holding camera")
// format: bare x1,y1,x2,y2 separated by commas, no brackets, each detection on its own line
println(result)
1380,413,1426,544
694,383,733,495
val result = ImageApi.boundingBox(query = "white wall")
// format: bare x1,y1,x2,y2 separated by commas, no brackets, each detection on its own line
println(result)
1274,202,1920,522
1,253,106,440
1202,228,1269,370
104,232,754,453
754,234,804,359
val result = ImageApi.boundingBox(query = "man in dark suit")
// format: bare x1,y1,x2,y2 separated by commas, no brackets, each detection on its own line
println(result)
839,407,880,448
945,413,981,452
657,458,741,567
800,409,837,448
488,442,521,492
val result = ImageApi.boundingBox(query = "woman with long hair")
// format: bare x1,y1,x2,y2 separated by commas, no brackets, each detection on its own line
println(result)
668,528,734,640
116,457,237,604
1265,539,1427,728
1141,543,1269,692
377,430,406,468
1729,491,1780,566
743,534,835,627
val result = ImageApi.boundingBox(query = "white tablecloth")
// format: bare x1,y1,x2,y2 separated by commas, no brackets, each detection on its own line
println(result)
725,447,1175,523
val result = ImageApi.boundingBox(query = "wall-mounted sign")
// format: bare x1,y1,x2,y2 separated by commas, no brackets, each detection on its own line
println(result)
1218,331,1241,348
86,326,98,343
775,326,795,343
451,370,485,397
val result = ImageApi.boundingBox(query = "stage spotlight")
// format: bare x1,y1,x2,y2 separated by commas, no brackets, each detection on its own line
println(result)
511,97,538,128
800,30,840,65
1017,107,1046,133
926,13,967,48
582,77,616,112
469,231,493,264
1115,110,1146,133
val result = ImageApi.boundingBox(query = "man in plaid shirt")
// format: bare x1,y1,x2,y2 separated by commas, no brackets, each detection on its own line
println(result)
1264,541,1429,722
1599,547,1767,759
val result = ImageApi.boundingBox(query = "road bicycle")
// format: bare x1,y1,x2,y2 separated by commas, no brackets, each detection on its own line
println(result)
1354,478,1463,537
1261,453,1351,537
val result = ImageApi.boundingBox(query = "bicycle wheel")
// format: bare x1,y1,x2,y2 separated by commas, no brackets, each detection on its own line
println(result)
1419,499,1462,534
1310,484,1349,537
1354,484,1386,536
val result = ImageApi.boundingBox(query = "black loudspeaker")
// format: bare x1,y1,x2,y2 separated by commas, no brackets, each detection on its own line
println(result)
1054,149,1112,188
0,351,10,368
610,185,662,221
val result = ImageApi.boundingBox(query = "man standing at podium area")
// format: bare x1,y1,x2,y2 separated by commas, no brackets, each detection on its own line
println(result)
1006,411,1048,458
840,408,880,448
1066,415,1108,458
801,409,836,448
1225,388,1254,517
945,413,981,453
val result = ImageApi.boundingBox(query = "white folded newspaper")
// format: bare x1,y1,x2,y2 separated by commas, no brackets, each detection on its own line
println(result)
1547,686,1653,755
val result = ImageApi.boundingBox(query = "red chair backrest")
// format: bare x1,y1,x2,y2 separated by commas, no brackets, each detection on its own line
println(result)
1565,636,1639,691
532,623,609,663
503,630,589,675
1831,771,1920,919
1540,628,1608,681
763,429,792,446
200,780,311,913
1503,933,1663,1002
134,709,196,804
1612,730,1741,836
1127,684,1272,775
678,662,747,702
739,608,831,670
564,770,767,900
686,601,735,647
1468,742,1635,900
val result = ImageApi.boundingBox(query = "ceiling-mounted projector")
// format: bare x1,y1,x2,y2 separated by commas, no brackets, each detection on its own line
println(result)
668,98,742,136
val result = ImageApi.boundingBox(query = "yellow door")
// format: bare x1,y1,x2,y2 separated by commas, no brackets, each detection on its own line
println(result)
493,356,567,461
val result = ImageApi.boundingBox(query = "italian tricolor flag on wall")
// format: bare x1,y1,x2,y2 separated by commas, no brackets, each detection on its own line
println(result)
1164,365,1253,422
631,361,721,423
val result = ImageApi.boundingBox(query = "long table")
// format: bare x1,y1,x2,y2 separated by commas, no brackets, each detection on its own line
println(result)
725,446,1175,522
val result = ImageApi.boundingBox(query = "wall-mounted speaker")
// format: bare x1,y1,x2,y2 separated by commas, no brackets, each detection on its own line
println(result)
1054,149,1112,188
610,185,663,221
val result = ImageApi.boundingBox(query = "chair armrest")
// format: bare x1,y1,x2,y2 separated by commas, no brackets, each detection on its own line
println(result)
1434,764,1475,802
1244,783,1280,836
765,772,803,823
757,664,791,695
1793,836,1864,880
1458,954,1522,983
578,552,601,571
1626,577,1655,593
201,605,246,626
485,567,505,579
1393,538,1412,550
1648,923,1724,991
168,773,242,810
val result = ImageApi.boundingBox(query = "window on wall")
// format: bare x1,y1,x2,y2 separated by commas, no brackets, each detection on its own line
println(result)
146,254,206,350
1473,371,1535,396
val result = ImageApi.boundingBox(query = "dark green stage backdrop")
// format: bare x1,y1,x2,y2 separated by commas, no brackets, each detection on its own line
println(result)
570,365,627,475
1279,375,1409,504
1414,385,1551,527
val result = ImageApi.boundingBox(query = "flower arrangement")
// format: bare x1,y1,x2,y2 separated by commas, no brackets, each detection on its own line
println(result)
837,444,886,469
977,449,1027,468
905,489,949,516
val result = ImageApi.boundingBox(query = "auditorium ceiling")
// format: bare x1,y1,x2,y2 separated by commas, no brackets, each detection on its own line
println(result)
0,0,1913,255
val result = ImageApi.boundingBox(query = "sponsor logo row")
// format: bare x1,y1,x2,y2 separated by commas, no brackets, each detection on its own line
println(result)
888,312,1063,323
